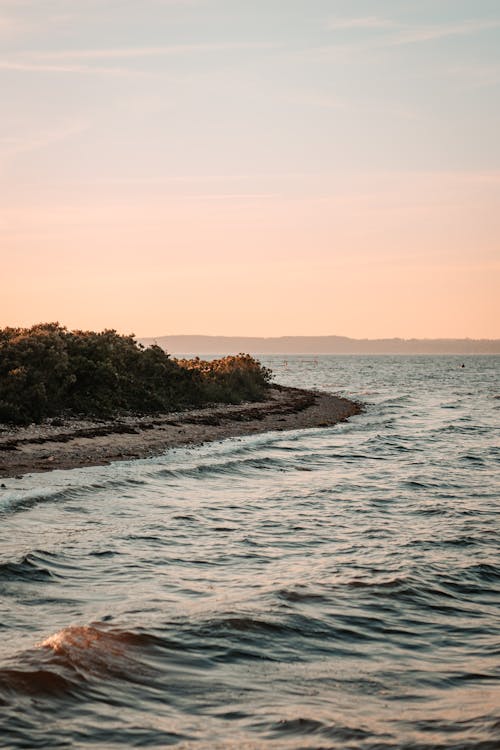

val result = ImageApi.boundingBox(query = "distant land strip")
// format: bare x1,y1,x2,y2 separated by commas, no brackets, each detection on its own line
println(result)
141,335,500,355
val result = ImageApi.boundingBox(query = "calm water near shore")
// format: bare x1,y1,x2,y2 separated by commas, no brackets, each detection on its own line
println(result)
0,355,499,749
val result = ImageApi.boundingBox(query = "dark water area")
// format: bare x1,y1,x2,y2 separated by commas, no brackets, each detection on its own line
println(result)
0,355,499,749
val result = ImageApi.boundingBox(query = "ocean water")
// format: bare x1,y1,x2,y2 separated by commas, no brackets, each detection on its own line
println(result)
0,355,499,750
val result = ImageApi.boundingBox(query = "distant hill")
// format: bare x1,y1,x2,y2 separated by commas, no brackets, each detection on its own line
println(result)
140,335,500,355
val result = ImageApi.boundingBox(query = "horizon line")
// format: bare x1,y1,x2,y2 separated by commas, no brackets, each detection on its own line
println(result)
139,334,500,344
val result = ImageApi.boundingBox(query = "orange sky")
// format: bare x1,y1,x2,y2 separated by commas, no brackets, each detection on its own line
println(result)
1,1,499,338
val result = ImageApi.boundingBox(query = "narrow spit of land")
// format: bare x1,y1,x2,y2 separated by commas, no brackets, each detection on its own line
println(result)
0,386,361,479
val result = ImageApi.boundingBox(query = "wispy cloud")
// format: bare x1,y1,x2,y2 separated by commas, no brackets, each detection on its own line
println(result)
282,91,346,111
32,42,276,59
390,18,500,45
0,120,89,162
0,41,277,75
328,17,395,31
0,12,24,37
327,15,500,46
0,61,131,74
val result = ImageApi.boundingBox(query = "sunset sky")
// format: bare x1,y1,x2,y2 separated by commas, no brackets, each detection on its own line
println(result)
1,0,499,338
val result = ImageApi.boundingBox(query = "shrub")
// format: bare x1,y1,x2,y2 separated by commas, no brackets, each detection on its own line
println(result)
0,324,272,424
176,354,272,403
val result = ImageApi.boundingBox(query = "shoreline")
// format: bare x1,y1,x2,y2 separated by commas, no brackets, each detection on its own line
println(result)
0,386,362,480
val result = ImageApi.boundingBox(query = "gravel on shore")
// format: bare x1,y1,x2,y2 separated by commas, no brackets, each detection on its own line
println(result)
0,386,361,479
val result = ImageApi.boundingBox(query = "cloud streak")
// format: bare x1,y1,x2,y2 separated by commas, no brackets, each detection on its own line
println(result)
0,60,131,74
328,17,395,31
0,120,89,163
30,42,276,59
390,18,500,45
0,41,277,75
327,15,500,46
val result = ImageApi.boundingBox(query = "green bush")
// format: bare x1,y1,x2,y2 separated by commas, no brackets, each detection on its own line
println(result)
0,324,272,424
176,354,272,403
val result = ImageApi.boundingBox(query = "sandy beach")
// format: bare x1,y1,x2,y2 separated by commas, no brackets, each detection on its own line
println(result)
0,386,360,480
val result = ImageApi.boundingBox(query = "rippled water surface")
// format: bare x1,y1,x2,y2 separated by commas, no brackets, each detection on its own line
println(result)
1,356,499,749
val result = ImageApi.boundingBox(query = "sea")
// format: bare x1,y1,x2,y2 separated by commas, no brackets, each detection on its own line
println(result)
0,355,499,750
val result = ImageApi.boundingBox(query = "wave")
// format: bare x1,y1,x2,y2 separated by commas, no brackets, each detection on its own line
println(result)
0,552,60,584
0,624,162,699
155,454,291,480
0,475,146,517
0,664,80,699
260,715,377,742
153,444,363,481
38,625,158,679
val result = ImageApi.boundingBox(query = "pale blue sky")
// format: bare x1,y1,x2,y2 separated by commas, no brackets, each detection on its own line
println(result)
1,1,499,337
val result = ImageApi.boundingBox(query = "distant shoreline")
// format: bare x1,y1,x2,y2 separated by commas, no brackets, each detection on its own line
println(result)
140,335,500,355
0,386,361,480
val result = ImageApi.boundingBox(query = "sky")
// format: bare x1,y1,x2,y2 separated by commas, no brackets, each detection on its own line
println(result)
1,0,499,339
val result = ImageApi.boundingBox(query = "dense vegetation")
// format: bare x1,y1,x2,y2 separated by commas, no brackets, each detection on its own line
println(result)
0,324,272,425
